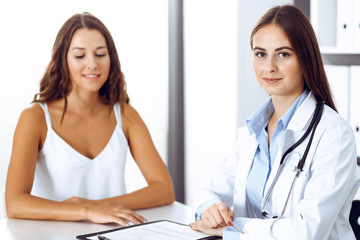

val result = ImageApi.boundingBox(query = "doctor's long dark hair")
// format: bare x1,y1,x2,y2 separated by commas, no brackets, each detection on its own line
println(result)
33,12,130,122
250,5,337,112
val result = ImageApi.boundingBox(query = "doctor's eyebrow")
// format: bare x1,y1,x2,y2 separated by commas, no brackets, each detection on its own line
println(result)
252,46,294,52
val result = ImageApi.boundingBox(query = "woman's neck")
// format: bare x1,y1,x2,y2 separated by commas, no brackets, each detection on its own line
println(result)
270,93,301,123
65,90,105,116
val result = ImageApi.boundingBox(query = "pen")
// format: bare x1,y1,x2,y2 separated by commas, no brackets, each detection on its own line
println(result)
98,235,111,240
231,222,244,234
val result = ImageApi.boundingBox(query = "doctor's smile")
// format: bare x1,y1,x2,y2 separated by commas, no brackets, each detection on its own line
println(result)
263,78,282,84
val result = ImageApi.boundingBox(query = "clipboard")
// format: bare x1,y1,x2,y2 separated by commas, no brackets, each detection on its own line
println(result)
76,220,219,240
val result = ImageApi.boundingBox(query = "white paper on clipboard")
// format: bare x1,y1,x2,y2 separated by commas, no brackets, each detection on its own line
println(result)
81,220,216,240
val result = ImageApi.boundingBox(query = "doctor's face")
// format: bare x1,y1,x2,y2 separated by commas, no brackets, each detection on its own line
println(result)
252,24,304,100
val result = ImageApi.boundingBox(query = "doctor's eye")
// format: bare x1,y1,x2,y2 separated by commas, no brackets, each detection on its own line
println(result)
278,52,290,58
254,51,266,58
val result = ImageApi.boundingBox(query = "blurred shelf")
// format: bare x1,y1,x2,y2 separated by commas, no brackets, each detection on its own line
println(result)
320,47,360,55
319,47,360,65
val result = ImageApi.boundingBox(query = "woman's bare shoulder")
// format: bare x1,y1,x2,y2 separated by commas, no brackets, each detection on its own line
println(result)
121,103,143,125
120,103,148,139
17,103,47,133
21,103,45,121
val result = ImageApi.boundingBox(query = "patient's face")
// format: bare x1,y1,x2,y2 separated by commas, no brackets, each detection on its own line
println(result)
67,28,111,95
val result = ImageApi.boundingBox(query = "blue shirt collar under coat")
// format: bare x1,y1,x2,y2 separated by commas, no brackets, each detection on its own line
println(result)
246,89,310,136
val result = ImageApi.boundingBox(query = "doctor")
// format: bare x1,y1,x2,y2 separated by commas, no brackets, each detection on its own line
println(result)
190,5,360,239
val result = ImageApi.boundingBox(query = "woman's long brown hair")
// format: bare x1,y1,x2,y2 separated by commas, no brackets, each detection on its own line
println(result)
33,12,129,121
250,5,337,112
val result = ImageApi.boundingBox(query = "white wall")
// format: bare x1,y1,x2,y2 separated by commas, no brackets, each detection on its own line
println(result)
0,0,168,193
184,0,238,207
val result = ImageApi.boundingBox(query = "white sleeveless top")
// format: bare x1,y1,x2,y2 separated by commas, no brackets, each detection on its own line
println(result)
31,103,128,201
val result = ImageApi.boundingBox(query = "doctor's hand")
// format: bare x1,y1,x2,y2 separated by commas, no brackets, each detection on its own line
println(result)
190,220,226,236
201,202,234,228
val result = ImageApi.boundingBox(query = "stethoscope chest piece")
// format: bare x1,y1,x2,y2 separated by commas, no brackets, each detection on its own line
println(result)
279,152,302,177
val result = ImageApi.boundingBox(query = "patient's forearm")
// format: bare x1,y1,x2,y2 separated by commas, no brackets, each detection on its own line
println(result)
6,193,87,221
98,181,175,210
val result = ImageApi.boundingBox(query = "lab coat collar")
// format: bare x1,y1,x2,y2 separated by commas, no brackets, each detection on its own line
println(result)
276,91,317,160
286,91,317,131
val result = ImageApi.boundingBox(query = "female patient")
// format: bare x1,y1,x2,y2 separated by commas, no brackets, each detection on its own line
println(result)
190,5,360,239
6,12,174,225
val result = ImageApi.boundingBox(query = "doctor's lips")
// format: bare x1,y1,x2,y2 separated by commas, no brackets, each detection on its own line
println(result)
263,77,282,84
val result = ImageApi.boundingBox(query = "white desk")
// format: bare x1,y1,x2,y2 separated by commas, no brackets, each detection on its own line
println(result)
0,201,196,240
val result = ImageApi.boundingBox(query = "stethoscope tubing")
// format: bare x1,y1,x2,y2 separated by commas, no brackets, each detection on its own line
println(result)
261,101,324,219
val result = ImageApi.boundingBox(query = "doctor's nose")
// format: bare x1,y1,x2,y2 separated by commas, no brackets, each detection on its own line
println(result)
264,56,278,73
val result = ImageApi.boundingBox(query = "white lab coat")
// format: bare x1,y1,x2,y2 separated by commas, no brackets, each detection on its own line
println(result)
196,92,360,239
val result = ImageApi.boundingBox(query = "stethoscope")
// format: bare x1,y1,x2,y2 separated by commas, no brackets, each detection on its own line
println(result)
261,101,325,219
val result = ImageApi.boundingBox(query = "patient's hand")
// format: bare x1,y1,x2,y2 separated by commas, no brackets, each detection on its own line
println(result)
63,196,145,225
190,220,226,236
85,204,145,226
